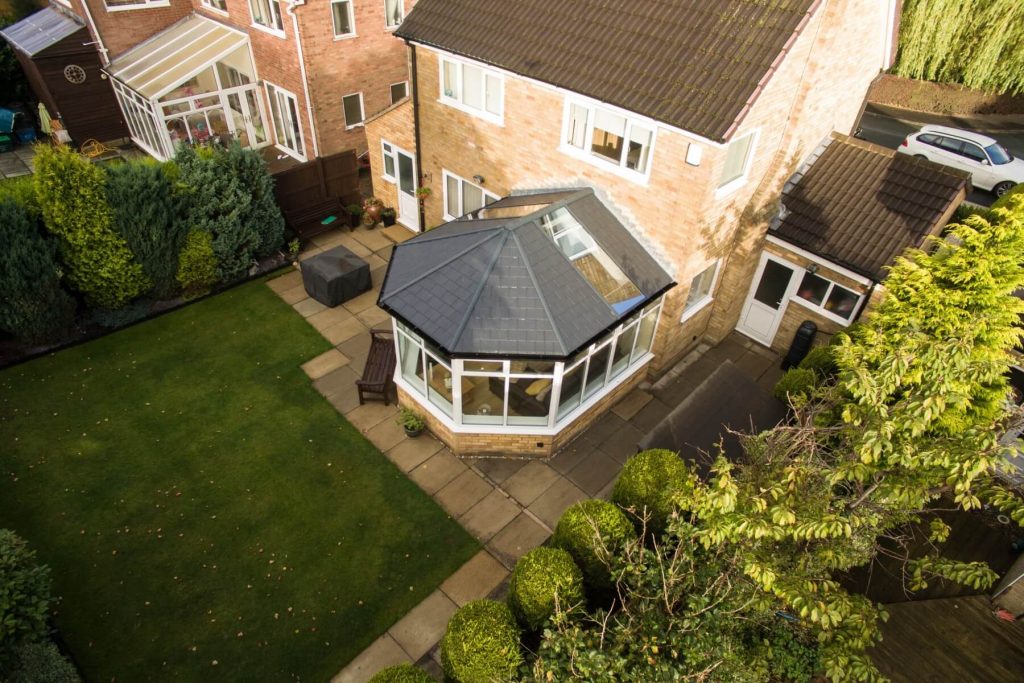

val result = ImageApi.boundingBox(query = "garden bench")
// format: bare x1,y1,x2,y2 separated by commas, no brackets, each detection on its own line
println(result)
356,328,396,405
283,197,343,240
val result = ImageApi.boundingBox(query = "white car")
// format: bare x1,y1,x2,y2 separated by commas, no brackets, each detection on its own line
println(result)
897,125,1024,197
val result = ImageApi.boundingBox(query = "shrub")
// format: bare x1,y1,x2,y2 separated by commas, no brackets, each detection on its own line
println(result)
759,622,820,683
773,368,817,403
105,160,187,298
223,143,285,257
798,345,837,379
991,183,1024,210
366,663,432,683
0,175,40,216
33,144,149,308
0,530,52,663
440,600,521,683
1,641,79,683
507,547,584,631
176,229,218,298
552,499,636,590
612,449,696,534
0,199,75,343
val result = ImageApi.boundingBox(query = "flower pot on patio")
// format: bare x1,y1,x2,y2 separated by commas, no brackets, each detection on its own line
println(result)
363,198,383,226
381,207,397,227
345,204,364,228
396,407,426,438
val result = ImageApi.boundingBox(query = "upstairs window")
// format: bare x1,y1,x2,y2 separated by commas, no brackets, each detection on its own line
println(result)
105,0,171,9
718,131,756,192
342,93,364,129
440,56,503,123
681,260,720,321
384,0,404,28
249,0,284,33
562,98,655,179
390,81,408,104
200,0,227,12
332,0,355,38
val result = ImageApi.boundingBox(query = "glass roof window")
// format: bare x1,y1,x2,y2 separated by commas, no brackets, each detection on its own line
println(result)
540,208,642,312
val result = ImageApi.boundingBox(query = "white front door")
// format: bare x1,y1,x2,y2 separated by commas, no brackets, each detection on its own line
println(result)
736,254,799,346
395,146,420,231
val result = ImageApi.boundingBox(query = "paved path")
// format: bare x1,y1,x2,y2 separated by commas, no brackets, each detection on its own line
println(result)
267,242,782,681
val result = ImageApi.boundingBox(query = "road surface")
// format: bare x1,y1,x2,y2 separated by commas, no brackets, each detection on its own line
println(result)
855,108,1024,207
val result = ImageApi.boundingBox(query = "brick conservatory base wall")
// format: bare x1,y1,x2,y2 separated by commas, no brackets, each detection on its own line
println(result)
396,364,649,458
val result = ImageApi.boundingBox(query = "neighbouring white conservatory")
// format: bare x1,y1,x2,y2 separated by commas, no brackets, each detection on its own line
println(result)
378,189,675,457
106,15,282,161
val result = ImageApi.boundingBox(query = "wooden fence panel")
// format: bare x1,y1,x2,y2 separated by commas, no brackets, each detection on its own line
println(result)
272,150,361,240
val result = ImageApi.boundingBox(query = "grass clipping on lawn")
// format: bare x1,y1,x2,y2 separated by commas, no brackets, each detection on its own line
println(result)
0,278,478,681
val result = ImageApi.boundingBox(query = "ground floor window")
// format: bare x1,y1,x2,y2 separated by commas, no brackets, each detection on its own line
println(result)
681,260,720,321
443,170,498,220
266,82,304,159
795,271,861,321
394,298,662,431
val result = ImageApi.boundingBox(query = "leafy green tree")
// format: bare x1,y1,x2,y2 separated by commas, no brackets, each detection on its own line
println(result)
105,160,187,298
0,530,52,667
0,198,75,343
223,144,285,257
33,144,149,309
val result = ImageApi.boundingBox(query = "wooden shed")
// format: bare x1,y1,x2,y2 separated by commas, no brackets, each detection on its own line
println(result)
0,6,127,145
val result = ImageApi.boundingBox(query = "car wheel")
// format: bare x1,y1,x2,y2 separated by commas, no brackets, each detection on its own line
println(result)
913,154,928,159
994,181,1017,197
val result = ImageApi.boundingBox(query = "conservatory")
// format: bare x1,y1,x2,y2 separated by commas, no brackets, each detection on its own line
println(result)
379,189,675,455
106,15,270,161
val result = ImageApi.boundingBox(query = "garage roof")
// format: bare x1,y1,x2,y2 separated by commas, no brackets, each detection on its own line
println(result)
0,7,83,58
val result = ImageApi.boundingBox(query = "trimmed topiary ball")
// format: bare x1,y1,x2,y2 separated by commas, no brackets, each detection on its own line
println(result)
773,367,817,403
440,600,522,683
552,499,636,590
367,663,433,683
612,449,695,533
798,345,837,379
507,547,584,630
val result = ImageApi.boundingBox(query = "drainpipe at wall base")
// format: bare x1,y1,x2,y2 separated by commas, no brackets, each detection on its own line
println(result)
285,0,320,160
410,42,424,230
78,0,109,65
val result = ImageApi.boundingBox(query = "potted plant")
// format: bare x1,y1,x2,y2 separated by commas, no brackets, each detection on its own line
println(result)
381,206,397,227
287,238,300,265
396,407,427,438
363,197,384,226
345,203,364,228
415,186,432,203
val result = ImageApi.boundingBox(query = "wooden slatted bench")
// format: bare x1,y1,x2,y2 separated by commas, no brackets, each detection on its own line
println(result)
356,328,397,405
283,197,343,240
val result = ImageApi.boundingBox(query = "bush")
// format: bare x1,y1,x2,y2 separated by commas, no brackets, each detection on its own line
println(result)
223,143,285,257
507,547,584,631
105,160,187,298
367,663,432,683
612,449,696,534
33,144,149,308
0,199,75,343
0,642,79,683
0,530,52,664
440,600,521,683
798,345,837,379
0,175,40,216
773,368,817,403
176,229,218,298
759,622,820,683
991,183,1024,210
552,499,636,590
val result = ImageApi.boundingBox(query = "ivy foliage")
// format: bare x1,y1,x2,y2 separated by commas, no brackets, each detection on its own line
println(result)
33,144,149,309
0,198,75,343
895,0,1024,94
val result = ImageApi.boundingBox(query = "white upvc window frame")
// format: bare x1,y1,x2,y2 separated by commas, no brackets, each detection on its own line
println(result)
104,0,171,12
438,54,504,125
331,0,356,39
342,92,365,130
390,80,409,104
52,0,72,7
680,259,721,323
384,0,404,29
199,0,228,15
248,0,285,37
381,140,398,182
442,170,499,220
715,129,759,198
791,270,865,325
265,81,305,161
559,95,658,185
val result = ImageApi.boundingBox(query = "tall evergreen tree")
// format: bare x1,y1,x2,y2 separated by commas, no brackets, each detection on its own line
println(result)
223,144,286,257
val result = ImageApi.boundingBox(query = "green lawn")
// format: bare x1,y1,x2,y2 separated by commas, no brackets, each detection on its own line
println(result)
0,278,477,681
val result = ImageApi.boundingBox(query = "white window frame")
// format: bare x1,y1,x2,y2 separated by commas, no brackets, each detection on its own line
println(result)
331,0,356,39
265,82,305,161
342,92,365,130
716,129,759,198
791,271,865,325
384,0,404,29
680,259,721,323
248,0,285,37
442,170,499,220
104,0,171,12
390,81,409,104
381,141,398,182
559,95,658,184
199,0,228,15
438,55,504,125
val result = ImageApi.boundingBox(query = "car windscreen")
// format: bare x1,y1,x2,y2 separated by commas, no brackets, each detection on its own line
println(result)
986,143,1013,165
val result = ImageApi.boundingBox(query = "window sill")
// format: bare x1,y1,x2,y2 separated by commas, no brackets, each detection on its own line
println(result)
333,33,358,41
250,22,286,39
274,144,306,163
105,1,171,12
437,98,503,127
344,123,364,131
714,175,749,200
557,144,651,186
381,174,396,184
679,296,713,323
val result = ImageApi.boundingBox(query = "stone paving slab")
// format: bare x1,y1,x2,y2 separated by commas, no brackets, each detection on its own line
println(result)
566,451,622,496
471,457,528,485
344,401,399,433
280,284,309,305
435,469,493,517
385,437,444,473
322,316,368,346
459,489,521,542
527,477,588,530
313,365,360,400
267,269,303,293
364,418,407,452
388,590,458,662
487,512,552,570
439,550,509,607
331,634,409,683
294,296,328,318
343,288,383,316
612,388,654,421
301,349,350,380
307,306,356,332
351,227,394,252
502,461,561,506
409,452,468,495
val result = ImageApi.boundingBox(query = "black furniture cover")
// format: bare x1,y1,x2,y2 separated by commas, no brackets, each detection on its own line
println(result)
301,244,371,307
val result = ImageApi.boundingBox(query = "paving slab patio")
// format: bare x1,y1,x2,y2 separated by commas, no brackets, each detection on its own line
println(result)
344,401,399,432
526,477,588,530
409,451,469,495
385,437,444,473
435,469,493,517
439,550,509,607
301,349,349,380
487,512,553,570
501,461,561,506
331,634,409,683
388,590,458,662
458,489,521,542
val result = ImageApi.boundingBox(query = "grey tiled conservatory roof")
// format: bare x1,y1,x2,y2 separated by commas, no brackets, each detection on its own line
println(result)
378,189,674,358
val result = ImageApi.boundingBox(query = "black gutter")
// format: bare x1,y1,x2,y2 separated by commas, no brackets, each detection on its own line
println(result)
409,41,425,231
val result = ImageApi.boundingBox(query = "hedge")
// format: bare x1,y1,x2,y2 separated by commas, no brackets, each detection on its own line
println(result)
507,547,584,631
773,368,818,403
366,663,432,683
177,229,219,299
798,345,837,380
0,642,79,683
440,600,521,683
552,499,636,590
612,449,696,534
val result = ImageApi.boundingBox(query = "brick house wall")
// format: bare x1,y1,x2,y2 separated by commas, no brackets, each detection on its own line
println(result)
61,0,193,59
364,97,412,210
